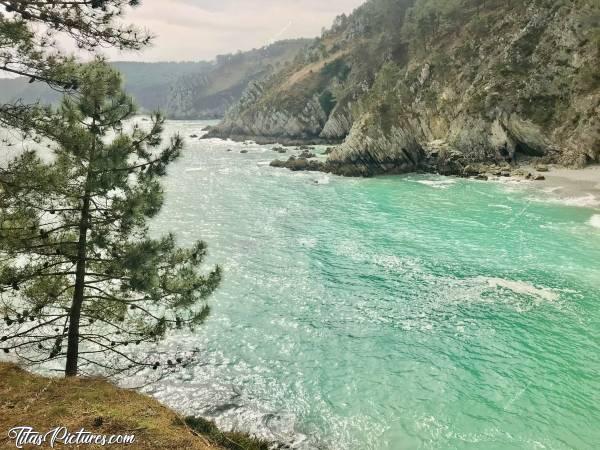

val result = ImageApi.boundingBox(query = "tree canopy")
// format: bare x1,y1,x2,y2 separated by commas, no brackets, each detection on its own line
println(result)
0,62,221,377
0,0,150,128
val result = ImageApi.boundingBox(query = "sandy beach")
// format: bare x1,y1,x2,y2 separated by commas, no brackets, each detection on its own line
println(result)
517,164,600,209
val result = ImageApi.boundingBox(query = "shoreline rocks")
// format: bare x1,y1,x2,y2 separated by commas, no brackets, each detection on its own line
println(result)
203,130,342,147
270,156,324,172
268,153,554,182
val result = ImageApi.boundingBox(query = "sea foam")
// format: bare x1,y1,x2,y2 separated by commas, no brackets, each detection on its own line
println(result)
480,277,559,302
589,214,600,229
416,179,456,189
524,192,600,209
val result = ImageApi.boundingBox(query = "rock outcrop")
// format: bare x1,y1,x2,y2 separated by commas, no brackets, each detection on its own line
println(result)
209,0,600,176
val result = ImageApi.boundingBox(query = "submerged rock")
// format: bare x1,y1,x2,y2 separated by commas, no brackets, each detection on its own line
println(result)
270,156,324,172
298,150,317,159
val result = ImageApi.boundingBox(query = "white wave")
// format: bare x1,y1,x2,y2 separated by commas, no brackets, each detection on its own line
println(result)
558,194,600,207
184,167,203,172
488,204,512,210
589,214,600,229
526,192,600,208
542,186,563,194
494,177,527,185
416,179,456,189
479,277,559,302
314,175,330,185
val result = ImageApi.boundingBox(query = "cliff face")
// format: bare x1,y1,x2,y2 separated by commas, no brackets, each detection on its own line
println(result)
209,0,600,175
207,0,411,143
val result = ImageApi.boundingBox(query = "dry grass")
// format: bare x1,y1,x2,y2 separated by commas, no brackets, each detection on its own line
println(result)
0,362,216,449
278,49,351,92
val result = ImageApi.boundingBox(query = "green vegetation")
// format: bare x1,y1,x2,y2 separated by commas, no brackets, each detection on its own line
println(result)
0,62,221,377
1,2,228,381
321,59,351,82
319,90,337,116
0,61,211,113
213,0,598,167
0,0,148,128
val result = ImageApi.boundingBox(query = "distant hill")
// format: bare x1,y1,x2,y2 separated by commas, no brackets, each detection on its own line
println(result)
0,61,210,112
0,76,63,106
113,61,213,113
0,39,310,119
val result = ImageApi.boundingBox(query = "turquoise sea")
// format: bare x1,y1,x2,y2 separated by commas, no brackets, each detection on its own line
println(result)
146,121,600,450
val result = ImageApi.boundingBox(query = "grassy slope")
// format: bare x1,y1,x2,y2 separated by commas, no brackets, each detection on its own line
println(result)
0,363,271,450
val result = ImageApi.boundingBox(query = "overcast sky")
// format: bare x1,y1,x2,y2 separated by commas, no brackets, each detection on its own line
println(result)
102,0,366,62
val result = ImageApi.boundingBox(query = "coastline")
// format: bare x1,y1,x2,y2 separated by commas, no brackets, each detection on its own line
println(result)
198,127,600,211
265,142,600,205
202,130,341,147
517,165,600,207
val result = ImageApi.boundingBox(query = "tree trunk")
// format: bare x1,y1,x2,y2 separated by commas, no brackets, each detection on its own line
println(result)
65,118,96,377
64,192,91,377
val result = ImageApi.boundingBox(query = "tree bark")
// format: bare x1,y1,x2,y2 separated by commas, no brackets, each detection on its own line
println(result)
65,119,96,377
64,192,90,376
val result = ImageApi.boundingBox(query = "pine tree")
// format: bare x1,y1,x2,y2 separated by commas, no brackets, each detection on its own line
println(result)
0,61,221,377
0,0,150,127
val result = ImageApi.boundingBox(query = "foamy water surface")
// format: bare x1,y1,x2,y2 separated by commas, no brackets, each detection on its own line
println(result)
124,121,600,449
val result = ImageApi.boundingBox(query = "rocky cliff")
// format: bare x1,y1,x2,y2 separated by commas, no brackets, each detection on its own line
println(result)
208,0,600,176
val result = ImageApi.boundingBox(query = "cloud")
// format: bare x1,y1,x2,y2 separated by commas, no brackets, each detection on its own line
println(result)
98,0,365,62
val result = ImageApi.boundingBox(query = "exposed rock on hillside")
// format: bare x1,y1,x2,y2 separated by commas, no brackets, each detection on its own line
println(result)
209,0,600,176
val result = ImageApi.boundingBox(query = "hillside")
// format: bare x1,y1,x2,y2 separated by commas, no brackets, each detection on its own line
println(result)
113,61,213,113
0,363,271,450
0,40,309,119
207,0,600,176
166,40,311,119
0,62,210,113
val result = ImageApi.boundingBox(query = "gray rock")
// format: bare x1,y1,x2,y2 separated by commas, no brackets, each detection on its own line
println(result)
298,150,316,159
